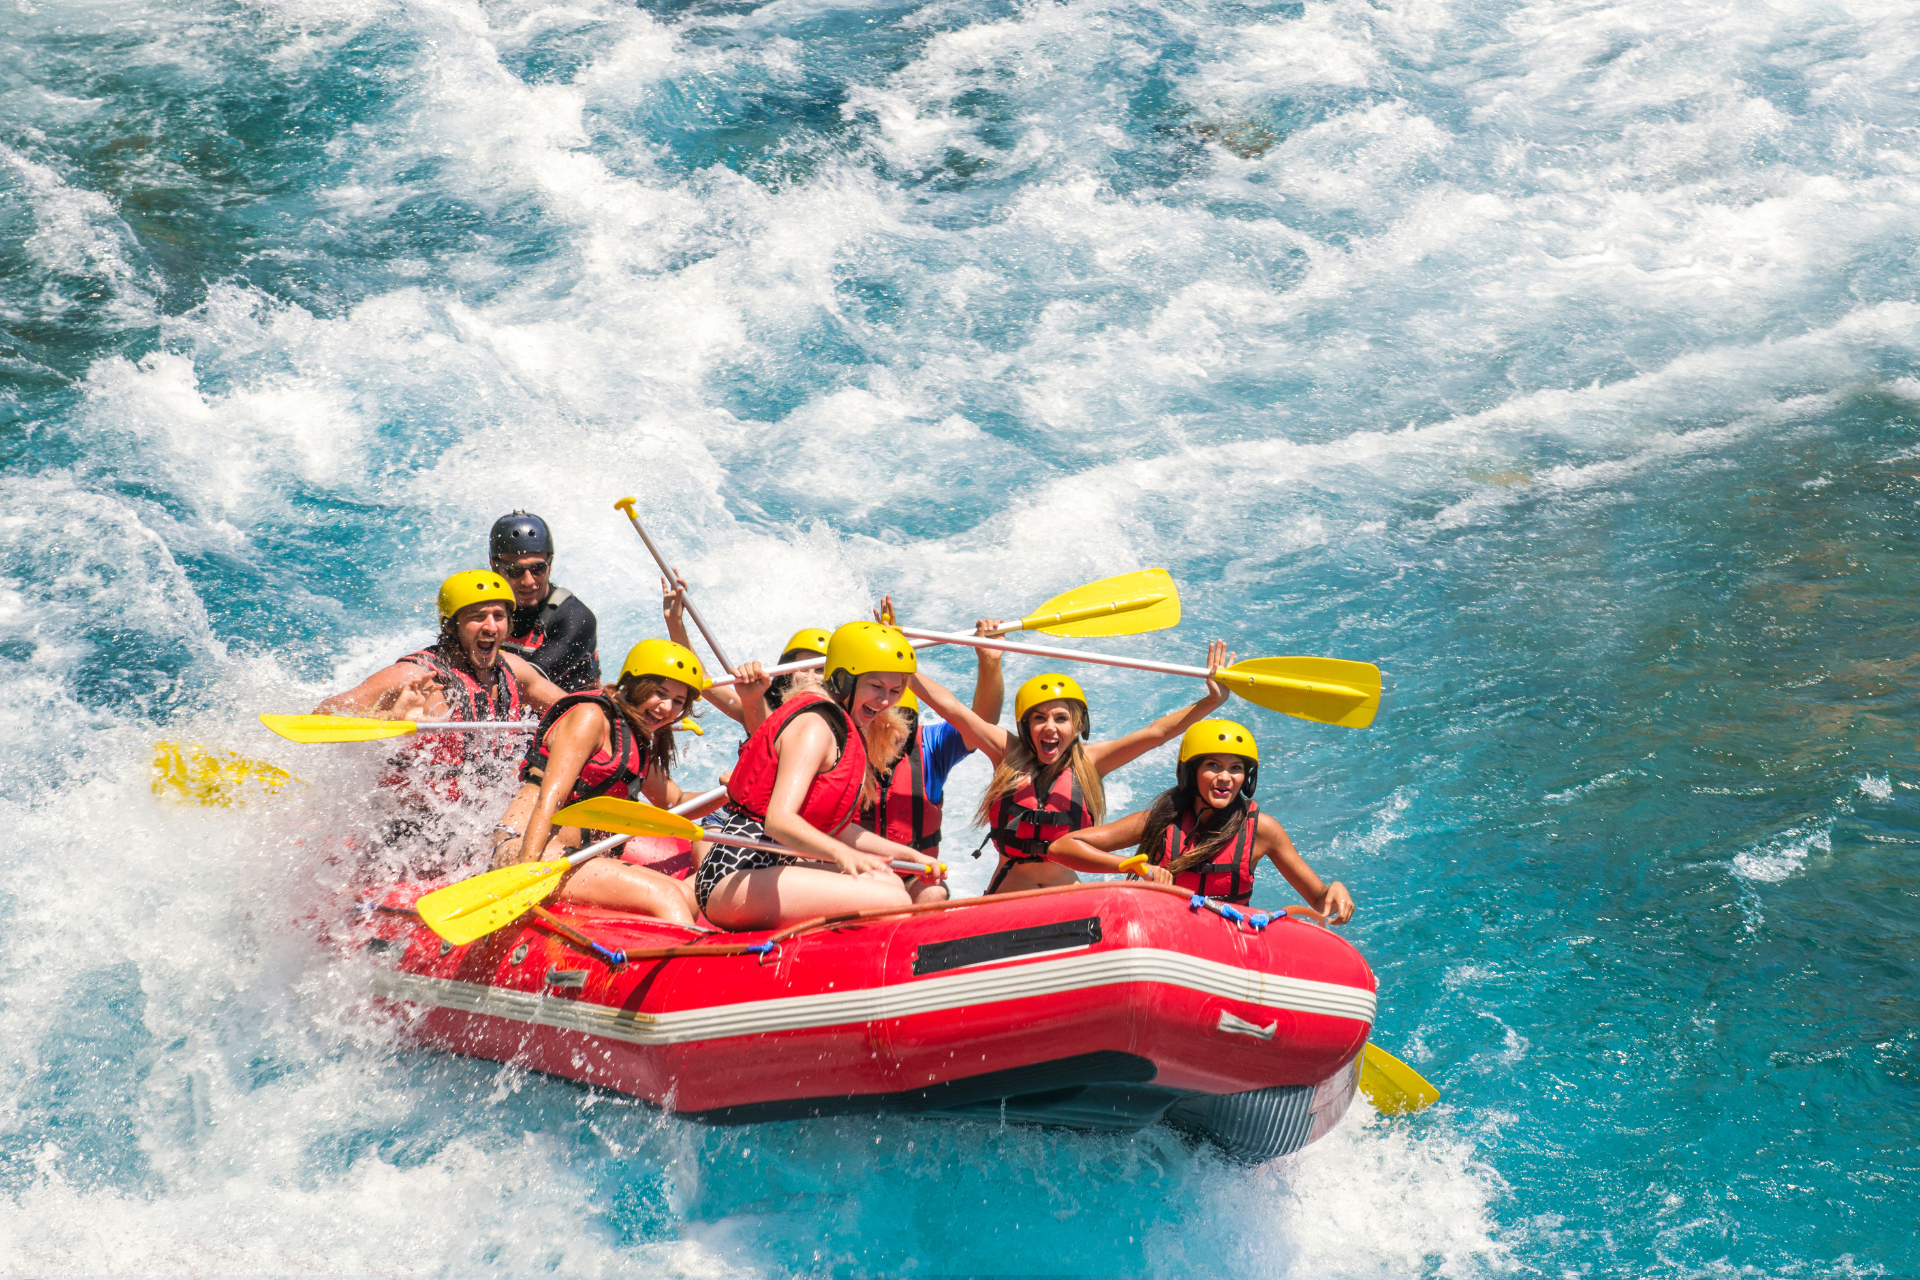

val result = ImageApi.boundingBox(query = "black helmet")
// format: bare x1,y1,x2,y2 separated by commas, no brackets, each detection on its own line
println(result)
490,511,554,559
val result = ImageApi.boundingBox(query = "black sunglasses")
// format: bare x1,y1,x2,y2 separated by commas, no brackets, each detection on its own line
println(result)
494,559,551,580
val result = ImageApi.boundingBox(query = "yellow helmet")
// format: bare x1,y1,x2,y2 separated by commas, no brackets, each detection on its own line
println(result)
1015,673,1091,740
824,621,915,700
779,627,833,661
895,687,920,715
1177,718,1259,796
1178,718,1259,764
438,569,515,622
619,638,712,690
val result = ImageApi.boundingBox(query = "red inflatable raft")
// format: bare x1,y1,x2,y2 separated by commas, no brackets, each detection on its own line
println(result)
359,881,1377,1159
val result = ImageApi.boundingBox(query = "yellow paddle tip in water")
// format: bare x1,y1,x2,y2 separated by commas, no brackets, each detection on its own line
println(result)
1019,568,1182,638
1359,1042,1441,1115
152,742,301,807
259,713,422,743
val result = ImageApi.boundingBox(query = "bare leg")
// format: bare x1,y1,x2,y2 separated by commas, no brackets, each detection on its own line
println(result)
987,860,1079,895
555,852,697,925
704,865,911,931
906,878,949,904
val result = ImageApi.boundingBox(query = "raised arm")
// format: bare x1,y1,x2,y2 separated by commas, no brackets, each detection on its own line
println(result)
909,670,1013,763
1047,811,1164,880
663,571,747,724
1085,640,1232,775
1256,814,1355,924
970,618,1006,724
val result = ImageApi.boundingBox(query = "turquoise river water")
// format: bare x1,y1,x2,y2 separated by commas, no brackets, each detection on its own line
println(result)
2,0,1917,1274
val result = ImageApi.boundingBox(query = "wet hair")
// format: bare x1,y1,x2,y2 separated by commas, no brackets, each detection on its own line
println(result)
1137,763,1252,874
975,701,1106,830
602,671,691,778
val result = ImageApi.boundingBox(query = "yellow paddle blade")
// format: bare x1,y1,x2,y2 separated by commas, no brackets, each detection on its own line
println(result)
554,797,705,841
1216,656,1382,728
1017,569,1181,638
1359,1042,1440,1115
259,714,422,743
416,860,570,945
152,742,300,806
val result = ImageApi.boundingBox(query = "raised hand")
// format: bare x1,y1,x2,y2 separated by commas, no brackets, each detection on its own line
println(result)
1202,639,1233,705
661,572,689,627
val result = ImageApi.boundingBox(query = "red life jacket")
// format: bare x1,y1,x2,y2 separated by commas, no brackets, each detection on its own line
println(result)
520,692,647,805
858,727,942,852
726,692,867,833
381,648,524,804
984,765,1090,862
1153,799,1263,904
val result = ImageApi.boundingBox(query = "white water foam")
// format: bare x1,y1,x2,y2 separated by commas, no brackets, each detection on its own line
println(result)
10,0,1920,1270
1729,824,1832,884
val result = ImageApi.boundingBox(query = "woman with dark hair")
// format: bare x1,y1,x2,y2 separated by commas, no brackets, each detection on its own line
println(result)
1046,719,1354,922
909,642,1232,895
490,639,726,925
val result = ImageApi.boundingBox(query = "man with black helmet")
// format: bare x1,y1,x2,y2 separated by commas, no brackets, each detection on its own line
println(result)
491,510,602,692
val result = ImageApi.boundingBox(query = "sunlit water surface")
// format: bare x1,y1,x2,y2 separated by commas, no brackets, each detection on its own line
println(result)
2,0,1917,1273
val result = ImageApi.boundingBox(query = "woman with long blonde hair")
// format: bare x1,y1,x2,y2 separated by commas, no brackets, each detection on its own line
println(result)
910,639,1231,894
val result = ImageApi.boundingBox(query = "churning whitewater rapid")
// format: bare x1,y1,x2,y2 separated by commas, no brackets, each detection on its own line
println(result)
3,0,1918,1273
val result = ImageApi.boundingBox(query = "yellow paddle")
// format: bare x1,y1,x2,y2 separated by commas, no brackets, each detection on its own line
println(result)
259,713,702,744
152,742,301,806
557,797,945,876
896,628,1382,728
415,787,728,946
1006,569,1181,638
1359,1042,1441,1114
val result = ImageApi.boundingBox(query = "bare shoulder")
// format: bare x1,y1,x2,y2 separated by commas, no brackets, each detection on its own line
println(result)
1252,810,1292,844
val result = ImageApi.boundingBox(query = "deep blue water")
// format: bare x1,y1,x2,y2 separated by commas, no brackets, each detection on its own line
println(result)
3,0,1917,1273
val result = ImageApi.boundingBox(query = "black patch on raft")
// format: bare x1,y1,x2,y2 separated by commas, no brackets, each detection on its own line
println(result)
911,917,1102,976
685,1050,1163,1127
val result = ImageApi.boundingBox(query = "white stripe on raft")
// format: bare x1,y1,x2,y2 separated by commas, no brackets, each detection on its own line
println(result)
367,946,1378,1048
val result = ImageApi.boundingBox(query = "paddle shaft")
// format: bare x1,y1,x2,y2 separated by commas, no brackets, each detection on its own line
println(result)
707,638,941,688
406,720,532,734
553,786,728,871
899,627,1216,680
615,498,736,672
898,627,1365,700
